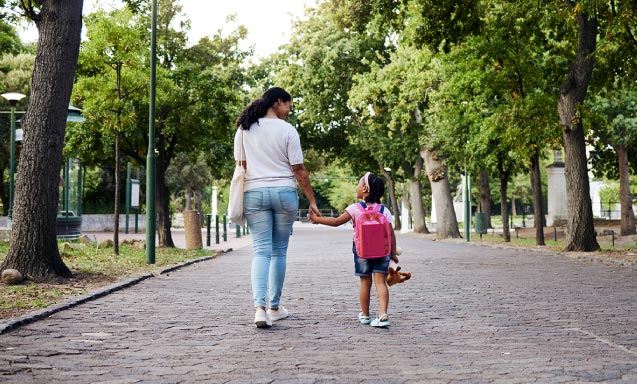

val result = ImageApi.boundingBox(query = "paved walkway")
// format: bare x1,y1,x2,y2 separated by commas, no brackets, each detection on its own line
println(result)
1,224,636,383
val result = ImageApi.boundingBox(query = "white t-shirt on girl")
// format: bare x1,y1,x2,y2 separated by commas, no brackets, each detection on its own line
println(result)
345,202,394,225
234,118,304,191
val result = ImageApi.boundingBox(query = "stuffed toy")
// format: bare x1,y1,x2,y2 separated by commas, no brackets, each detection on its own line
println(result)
387,247,411,286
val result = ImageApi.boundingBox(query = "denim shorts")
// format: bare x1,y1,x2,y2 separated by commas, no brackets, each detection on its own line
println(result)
352,243,390,276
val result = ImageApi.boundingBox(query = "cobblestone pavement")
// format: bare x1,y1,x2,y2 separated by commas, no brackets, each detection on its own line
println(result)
1,224,636,383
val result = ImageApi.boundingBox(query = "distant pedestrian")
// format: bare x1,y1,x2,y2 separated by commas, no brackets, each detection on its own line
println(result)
235,87,321,328
309,172,398,327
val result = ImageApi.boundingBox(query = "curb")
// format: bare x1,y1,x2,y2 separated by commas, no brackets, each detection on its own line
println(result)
0,250,231,335
569,254,637,268
421,234,637,268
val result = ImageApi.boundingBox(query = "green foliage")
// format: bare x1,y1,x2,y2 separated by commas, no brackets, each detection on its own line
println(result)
348,45,435,174
315,161,359,211
275,0,388,165
0,18,21,55
589,86,637,179
599,182,620,210
68,1,250,216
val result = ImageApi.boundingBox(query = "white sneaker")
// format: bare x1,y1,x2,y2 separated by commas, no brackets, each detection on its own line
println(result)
267,306,289,321
254,308,272,328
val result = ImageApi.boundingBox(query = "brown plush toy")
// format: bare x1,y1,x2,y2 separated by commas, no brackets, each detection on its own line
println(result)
387,248,411,286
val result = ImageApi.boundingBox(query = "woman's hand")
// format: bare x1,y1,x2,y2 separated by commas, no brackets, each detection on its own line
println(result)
308,209,319,224
309,203,321,218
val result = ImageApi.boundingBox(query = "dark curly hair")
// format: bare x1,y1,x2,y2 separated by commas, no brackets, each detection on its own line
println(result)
364,173,385,204
236,87,292,130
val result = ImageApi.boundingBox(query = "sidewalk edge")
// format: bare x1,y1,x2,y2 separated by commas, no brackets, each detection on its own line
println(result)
0,252,228,335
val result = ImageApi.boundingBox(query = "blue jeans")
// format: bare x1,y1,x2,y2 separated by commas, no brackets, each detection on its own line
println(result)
245,187,298,308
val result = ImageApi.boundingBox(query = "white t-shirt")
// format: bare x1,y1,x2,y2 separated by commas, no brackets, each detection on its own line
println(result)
234,118,304,191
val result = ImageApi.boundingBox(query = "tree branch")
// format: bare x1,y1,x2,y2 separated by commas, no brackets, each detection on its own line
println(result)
20,0,41,22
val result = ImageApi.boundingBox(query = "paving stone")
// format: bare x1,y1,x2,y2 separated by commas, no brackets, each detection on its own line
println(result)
0,225,635,383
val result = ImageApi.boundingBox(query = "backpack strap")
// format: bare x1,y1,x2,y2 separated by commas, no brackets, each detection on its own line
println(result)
358,201,367,212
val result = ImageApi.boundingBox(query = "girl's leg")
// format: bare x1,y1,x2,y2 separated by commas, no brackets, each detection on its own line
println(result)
373,272,389,316
245,189,273,308
268,187,297,309
359,276,373,315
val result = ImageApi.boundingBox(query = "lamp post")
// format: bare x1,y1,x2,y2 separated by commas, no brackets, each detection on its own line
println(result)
383,167,392,214
146,0,158,264
2,92,26,221
464,162,471,242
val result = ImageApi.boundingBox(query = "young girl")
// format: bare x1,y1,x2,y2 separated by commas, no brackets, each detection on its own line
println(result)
309,172,398,327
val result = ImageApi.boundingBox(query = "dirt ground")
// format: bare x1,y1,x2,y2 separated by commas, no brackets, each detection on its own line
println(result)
1,271,117,320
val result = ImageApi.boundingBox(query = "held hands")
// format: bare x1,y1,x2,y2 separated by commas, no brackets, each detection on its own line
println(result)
308,207,320,224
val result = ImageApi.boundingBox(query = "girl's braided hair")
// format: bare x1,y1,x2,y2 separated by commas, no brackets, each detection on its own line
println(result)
364,173,385,204
236,87,292,130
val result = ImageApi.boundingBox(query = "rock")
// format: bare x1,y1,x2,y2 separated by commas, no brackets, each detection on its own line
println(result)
99,239,114,248
62,242,86,250
133,240,146,249
1,269,23,285
78,235,93,244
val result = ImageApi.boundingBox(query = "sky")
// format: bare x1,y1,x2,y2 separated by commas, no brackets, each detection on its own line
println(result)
17,0,318,60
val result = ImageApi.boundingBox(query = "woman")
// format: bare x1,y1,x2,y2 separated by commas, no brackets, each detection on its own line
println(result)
235,87,320,328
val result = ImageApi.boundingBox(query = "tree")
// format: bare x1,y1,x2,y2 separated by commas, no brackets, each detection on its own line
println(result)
1,1,83,279
73,7,147,255
589,87,637,235
348,46,434,233
556,1,600,251
166,152,212,213
69,1,249,248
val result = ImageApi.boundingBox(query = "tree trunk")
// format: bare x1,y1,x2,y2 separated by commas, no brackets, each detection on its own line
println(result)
530,152,546,245
478,169,492,228
383,168,401,231
185,190,192,211
195,189,203,222
402,157,428,233
421,148,460,239
156,164,175,247
0,1,83,279
410,178,429,233
558,7,600,251
617,144,635,235
499,166,511,243
510,195,517,217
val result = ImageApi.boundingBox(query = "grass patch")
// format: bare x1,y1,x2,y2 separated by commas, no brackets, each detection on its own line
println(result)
0,240,215,320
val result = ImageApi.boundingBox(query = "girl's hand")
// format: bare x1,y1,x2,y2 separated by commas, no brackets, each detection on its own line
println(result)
391,255,399,263
308,210,318,224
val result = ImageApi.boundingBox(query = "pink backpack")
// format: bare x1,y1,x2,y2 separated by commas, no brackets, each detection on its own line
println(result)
354,202,392,259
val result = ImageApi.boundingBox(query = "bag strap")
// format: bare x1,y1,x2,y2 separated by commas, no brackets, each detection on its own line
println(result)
358,202,384,213
238,128,246,164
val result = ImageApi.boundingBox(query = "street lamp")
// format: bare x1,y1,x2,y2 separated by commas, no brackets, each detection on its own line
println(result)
146,0,158,264
2,92,26,221
383,167,392,214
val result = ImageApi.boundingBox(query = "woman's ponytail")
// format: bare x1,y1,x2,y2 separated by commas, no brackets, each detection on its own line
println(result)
236,87,292,130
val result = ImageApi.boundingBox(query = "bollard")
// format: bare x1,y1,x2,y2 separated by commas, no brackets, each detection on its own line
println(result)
612,230,615,247
236,222,241,238
554,226,557,242
215,214,220,244
223,214,227,242
206,214,211,246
